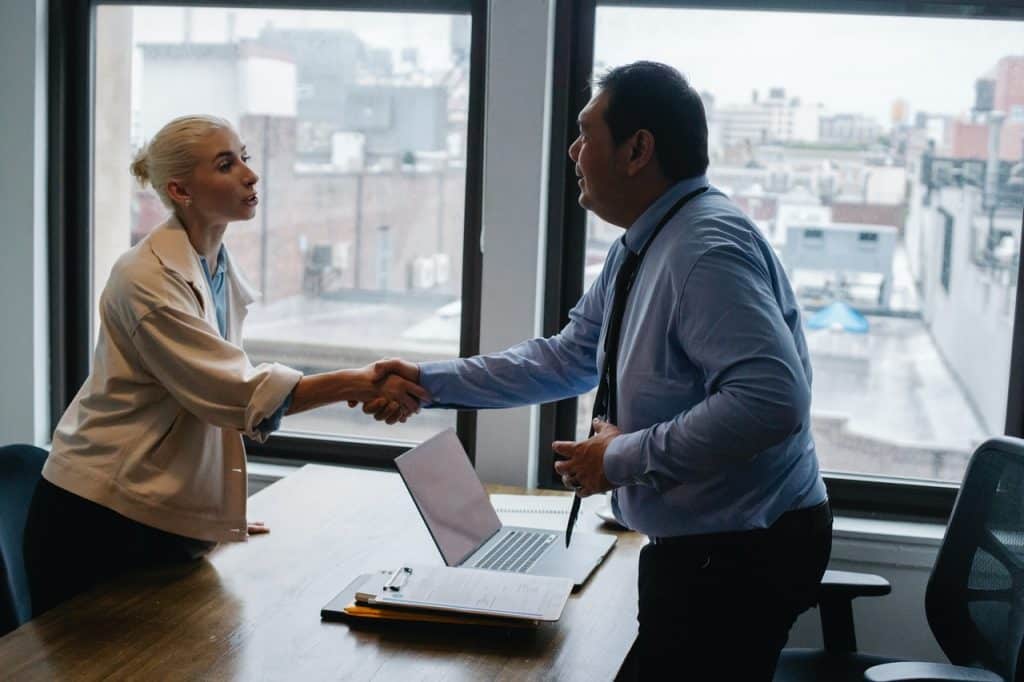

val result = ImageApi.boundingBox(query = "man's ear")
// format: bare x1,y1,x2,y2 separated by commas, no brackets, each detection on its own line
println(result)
625,129,656,176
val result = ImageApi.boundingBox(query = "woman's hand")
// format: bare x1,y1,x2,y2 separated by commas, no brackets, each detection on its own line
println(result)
287,362,430,421
350,358,430,421
347,359,430,424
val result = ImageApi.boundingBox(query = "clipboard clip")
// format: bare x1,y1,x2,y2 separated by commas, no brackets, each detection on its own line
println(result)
383,566,413,592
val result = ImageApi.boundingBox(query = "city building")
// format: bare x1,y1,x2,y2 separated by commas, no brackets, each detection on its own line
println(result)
713,87,820,149
819,113,884,146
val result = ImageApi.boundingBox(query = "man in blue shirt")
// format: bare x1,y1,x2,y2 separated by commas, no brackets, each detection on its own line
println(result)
374,61,831,679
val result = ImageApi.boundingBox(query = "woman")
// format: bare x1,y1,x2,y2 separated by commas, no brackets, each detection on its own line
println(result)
23,115,427,615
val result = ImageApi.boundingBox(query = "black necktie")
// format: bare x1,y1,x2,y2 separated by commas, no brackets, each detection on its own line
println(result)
564,185,708,547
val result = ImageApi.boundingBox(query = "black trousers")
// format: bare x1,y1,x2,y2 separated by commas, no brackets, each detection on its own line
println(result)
22,478,211,617
635,501,832,681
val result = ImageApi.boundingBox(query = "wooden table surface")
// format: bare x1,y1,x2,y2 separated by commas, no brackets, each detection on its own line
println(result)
0,465,644,681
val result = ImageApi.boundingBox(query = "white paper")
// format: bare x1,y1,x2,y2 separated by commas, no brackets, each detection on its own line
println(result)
370,564,573,621
490,493,572,531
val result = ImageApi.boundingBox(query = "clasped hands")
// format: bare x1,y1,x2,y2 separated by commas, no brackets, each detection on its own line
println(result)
354,358,619,497
347,358,431,424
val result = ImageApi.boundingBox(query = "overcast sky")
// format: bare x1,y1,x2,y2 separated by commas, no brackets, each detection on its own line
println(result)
595,7,1024,124
123,5,1024,125
128,7,458,73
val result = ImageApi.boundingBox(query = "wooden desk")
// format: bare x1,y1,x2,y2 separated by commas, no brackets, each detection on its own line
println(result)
0,465,644,681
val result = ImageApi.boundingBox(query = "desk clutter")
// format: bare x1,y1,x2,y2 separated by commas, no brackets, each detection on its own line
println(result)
321,565,573,629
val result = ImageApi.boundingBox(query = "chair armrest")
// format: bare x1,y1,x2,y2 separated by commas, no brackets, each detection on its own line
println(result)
817,570,892,653
865,661,1003,681
820,569,891,599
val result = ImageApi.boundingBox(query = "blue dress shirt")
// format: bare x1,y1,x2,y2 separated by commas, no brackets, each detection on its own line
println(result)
418,175,827,537
200,248,292,436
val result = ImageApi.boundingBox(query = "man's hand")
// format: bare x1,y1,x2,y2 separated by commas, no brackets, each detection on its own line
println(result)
552,419,620,497
247,520,269,535
348,358,429,424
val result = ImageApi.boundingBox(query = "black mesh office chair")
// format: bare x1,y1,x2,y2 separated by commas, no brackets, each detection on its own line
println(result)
776,437,1024,682
0,444,46,636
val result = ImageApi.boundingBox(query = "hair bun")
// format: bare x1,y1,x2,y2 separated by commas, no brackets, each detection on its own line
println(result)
130,148,150,186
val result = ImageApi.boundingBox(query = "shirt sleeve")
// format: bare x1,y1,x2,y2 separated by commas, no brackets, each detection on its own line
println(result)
603,245,811,488
418,258,614,409
130,304,303,443
255,390,295,437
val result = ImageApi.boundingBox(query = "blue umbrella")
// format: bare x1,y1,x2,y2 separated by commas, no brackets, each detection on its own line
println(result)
806,301,869,333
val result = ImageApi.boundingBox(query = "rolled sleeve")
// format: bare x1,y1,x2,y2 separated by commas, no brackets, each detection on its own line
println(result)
254,387,296,440
131,305,302,440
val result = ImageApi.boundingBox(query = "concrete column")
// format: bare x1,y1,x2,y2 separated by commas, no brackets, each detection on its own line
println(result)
0,0,49,444
474,0,555,486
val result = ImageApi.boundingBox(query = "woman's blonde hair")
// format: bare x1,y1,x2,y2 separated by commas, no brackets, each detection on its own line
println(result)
129,115,234,208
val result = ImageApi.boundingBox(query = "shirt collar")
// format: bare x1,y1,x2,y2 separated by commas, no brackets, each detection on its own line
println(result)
199,246,227,281
623,174,708,254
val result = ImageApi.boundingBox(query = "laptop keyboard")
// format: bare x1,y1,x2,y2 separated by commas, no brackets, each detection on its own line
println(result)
473,529,557,573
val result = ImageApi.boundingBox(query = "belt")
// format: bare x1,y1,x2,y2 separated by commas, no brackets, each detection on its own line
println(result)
648,500,832,546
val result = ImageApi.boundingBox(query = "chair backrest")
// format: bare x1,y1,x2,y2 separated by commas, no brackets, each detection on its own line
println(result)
926,437,1024,680
0,444,47,636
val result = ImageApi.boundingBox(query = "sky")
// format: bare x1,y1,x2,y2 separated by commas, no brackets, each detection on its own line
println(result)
595,7,1024,124
126,6,460,73
118,5,1024,126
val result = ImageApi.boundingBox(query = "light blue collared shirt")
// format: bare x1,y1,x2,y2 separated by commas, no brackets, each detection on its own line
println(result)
199,248,292,436
418,175,826,537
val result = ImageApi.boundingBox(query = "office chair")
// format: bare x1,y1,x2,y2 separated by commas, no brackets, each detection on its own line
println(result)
775,437,1024,682
0,444,46,636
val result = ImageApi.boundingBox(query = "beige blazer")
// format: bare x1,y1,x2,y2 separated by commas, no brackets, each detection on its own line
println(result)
45,216,302,543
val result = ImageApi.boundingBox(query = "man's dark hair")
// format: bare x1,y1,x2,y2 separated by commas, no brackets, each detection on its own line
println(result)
597,61,709,180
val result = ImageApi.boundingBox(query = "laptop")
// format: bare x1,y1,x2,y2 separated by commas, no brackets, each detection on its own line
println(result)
395,428,617,588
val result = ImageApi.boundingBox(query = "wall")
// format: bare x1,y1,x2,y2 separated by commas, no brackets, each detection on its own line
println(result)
787,523,945,662
913,185,1015,434
93,5,133,342
140,56,239,141
0,0,49,446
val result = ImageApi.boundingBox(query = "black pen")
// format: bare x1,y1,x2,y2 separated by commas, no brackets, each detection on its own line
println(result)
565,491,581,548
565,406,605,549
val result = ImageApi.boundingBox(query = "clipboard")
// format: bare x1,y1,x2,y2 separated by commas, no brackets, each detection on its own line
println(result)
322,566,573,626
321,574,541,629
355,565,572,622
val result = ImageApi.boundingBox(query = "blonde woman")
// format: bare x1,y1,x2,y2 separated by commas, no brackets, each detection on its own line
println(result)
23,115,427,616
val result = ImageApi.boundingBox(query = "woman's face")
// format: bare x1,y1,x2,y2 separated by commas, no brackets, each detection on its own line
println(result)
180,128,259,224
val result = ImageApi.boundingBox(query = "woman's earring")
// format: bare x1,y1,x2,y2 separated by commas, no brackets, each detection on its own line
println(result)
184,197,192,207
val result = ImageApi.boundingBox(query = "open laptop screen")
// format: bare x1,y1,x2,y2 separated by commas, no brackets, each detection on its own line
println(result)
395,429,503,566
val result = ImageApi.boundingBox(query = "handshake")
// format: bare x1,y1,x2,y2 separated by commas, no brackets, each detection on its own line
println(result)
346,358,430,425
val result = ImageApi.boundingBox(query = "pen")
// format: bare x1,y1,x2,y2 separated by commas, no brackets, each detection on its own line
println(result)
565,409,608,547
565,492,581,548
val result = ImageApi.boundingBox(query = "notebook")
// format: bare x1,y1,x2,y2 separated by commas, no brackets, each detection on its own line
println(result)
394,428,616,587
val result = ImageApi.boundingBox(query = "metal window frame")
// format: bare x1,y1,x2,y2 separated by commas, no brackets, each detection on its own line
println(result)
539,0,1024,522
49,0,486,468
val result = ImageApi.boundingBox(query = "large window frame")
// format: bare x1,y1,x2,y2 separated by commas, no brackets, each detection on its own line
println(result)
538,0,1024,520
48,0,487,467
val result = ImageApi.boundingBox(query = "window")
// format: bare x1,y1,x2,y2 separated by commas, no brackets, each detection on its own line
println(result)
543,1,1024,503
55,0,484,463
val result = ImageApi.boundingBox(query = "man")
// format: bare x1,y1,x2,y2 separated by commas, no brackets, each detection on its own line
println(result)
374,61,831,679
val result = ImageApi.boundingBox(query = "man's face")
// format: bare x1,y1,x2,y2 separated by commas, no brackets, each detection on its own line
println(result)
568,90,623,223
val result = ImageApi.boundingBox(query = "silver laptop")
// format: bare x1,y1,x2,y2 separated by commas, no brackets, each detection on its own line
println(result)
395,428,616,588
